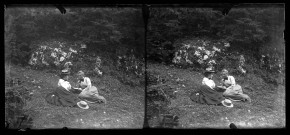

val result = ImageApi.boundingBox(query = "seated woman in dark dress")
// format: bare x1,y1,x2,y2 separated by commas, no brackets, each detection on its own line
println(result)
190,70,233,107
45,69,89,109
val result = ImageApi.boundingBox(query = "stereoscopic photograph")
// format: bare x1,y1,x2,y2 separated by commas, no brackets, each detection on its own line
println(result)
146,4,285,128
5,3,285,130
5,6,145,129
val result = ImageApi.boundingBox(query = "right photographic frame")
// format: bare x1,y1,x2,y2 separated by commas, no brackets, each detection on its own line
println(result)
145,3,285,129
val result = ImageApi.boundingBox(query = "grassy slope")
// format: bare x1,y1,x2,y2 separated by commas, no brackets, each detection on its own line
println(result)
7,65,144,129
147,63,285,128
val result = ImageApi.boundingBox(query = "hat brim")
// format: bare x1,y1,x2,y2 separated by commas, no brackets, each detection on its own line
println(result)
227,98,244,102
205,70,216,73
61,72,70,75
77,102,89,109
222,100,234,108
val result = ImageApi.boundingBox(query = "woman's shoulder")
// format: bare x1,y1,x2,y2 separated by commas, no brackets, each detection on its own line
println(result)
84,77,91,81
228,76,235,79
58,79,64,82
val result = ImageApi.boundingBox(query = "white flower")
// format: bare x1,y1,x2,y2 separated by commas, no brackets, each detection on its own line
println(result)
224,42,230,47
197,59,204,64
66,52,72,59
184,44,190,49
197,47,202,50
210,51,215,57
206,66,213,71
185,53,193,64
29,57,37,65
69,47,77,53
54,61,60,66
51,52,57,58
60,57,65,62
176,55,182,63
239,66,246,73
96,56,101,61
205,50,211,56
208,60,216,64
81,44,87,49
194,51,201,56
203,55,209,60
42,57,49,66
64,61,72,67
61,52,67,57
54,48,59,52
40,45,47,50
213,46,221,52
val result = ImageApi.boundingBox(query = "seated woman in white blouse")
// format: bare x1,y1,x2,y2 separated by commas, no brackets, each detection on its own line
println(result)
45,69,89,109
202,74,216,89
58,69,81,92
76,71,107,104
58,70,73,91
190,69,233,107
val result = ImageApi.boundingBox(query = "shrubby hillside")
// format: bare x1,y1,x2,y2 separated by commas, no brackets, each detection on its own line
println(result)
147,7,284,84
5,7,145,129
146,6,285,128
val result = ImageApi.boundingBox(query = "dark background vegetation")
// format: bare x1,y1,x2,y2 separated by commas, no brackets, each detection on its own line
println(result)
147,7,284,71
5,6,145,129
146,5,285,128
5,7,144,66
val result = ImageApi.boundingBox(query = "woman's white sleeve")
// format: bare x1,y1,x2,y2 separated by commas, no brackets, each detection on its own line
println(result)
59,80,71,91
229,76,236,86
87,78,92,87
85,77,92,88
67,83,72,90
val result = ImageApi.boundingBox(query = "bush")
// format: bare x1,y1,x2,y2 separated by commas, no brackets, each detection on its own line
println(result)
171,37,230,70
5,77,34,129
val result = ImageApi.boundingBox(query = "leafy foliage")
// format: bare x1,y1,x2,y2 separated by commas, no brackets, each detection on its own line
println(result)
147,7,284,85
5,77,34,129
147,7,284,64
172,37,230,70
5,7,144,66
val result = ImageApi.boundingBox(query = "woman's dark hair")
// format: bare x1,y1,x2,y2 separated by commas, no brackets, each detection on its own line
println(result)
60,73,68,79
204,72,213,78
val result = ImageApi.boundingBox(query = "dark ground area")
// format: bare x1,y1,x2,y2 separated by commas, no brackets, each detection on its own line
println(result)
147,63,285,128
5,64,144,129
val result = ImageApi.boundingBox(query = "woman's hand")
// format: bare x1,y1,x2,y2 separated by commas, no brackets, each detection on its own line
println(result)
72,87,82,91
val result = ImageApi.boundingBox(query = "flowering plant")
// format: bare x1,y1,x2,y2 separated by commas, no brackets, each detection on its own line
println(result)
172,38,230,70
28,39,82,70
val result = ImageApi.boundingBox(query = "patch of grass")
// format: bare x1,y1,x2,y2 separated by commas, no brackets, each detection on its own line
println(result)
6,64,144,129
147,63,285,128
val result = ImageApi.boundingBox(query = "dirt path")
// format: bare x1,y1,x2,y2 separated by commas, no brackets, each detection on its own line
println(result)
8,65,144,129
147,63,285,128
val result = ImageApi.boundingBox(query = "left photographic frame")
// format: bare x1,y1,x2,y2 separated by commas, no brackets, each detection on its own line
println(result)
4,4,145,129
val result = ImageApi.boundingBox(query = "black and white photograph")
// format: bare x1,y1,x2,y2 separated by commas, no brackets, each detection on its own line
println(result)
4,3,285,131
5,5,145,129
146,4,285,128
